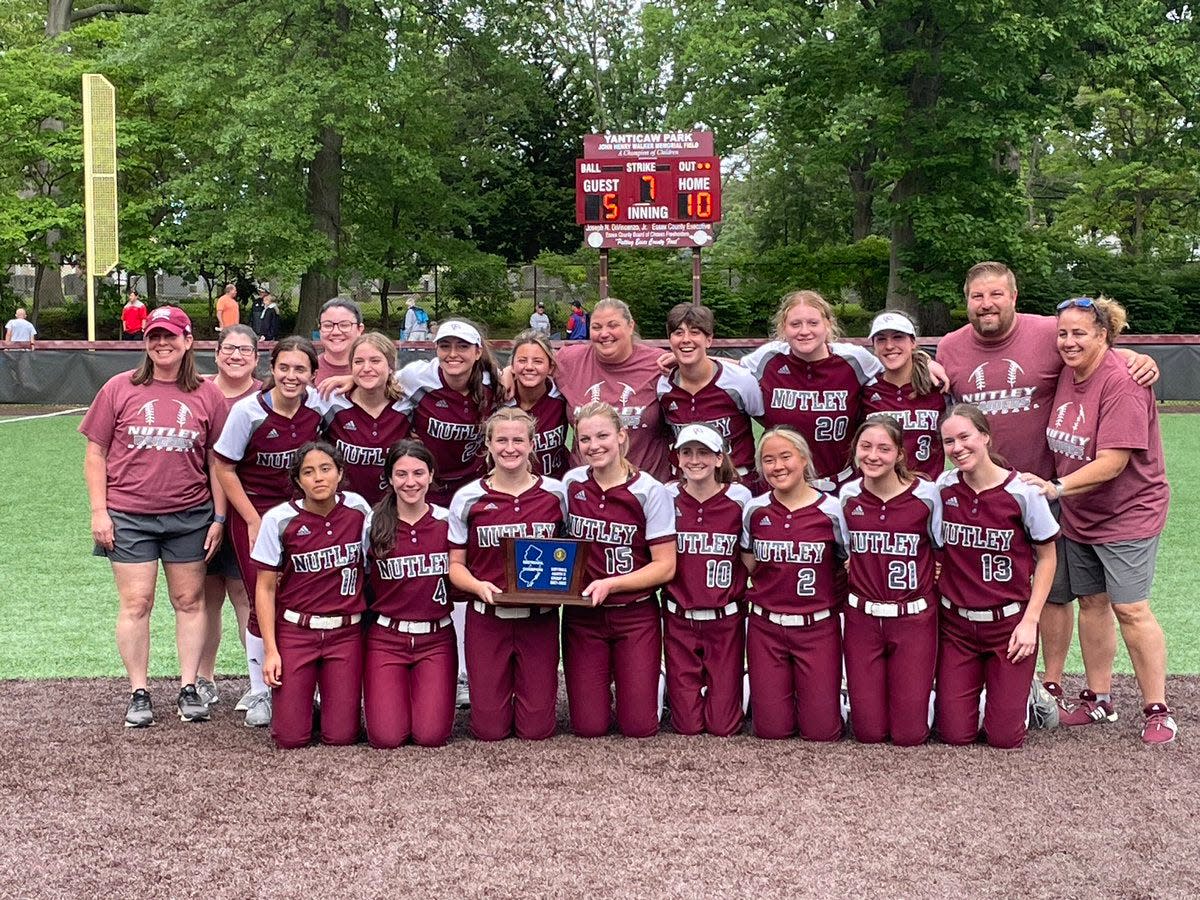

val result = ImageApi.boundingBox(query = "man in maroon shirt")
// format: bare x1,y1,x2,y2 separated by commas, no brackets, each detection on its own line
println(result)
937,262,1157,705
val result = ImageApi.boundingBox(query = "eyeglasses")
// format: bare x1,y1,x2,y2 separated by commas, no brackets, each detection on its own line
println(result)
219,345,256,357
319,320,358,333
1057,297,1096,311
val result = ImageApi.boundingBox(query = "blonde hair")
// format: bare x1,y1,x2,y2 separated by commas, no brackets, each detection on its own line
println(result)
1058,295,1128,347
484,406,537,474
592,297,634,325
772,290,843,342
350,331,403,402
755,426,816,483
963,261,1016,297
575,401,633,478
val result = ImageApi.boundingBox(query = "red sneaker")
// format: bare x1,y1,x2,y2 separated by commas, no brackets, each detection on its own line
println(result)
1059,689,1118,726
1141,704,1178,745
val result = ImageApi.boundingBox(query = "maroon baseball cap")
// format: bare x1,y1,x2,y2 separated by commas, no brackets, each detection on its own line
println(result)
144,305,193,337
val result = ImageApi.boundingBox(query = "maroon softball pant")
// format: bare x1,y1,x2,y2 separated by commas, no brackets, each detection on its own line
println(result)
662,610,745,736
227,507,269,637
563,599,662,738
843,604,937,746
272,619,363,749
363,623,457,748
746,612,842,741
465,605,560,741
935,603,1036,750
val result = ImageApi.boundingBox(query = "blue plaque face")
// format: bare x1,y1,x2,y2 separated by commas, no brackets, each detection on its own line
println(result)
513,538,579,593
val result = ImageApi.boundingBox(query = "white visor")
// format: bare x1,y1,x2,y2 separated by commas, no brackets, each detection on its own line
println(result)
673,424,725,453
868,312,917,339
433,320,482,346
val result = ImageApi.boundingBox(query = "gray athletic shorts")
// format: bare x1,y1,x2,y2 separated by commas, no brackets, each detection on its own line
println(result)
1064,535,1160,605
94,503,214,565
1046,500,1074,606
205,538,242,579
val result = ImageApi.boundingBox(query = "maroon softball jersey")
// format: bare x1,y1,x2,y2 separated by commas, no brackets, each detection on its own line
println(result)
213,390,324,511
563,466,676,605
1047,350,1169,543
398,358,493,492
741,341,881,483
859,379,948,479
838,478,942,603
935,469,1059,610
320,394,412,506
79,375,229,515
656,360,764,472
741,492,848,616
505,385,570,479
367,505,452,621
448,477,569,590
665,482,752,610
251,491,372,616
937,314,1063,478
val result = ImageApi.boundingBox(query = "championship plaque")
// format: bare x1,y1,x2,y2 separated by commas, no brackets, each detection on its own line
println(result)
494,537,593,607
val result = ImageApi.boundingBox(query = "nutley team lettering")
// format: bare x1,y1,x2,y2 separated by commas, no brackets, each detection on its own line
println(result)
292,542,362,573
769,389,847,412
569,516,639,544
941,523,1014,552
126,426,200,452
848,531,920,556
476,521,557,549
375,552,449,580
752,540,826,563
676,532,737,556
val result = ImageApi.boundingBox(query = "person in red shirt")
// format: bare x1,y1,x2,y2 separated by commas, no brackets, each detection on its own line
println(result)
563,401,676,737
120,290,148,341
449,408,569,740
253,442,371,749
860,312,947,480
741,427,848,741
936,404,1058,749
198,324,262,708
320,332,411,506
213,336,323,727
657,303,764,488
314,298,365,386
364,440,456,748
663,425,751,736
1023,297,1175,744
506,330,569,479
838,415,942,745
79,304,229,728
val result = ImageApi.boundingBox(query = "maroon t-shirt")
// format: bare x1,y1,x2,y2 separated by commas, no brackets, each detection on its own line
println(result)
251,492,372,617
936,469,1059,610
367,505,452,621
315,354,351,388
1047,350,1169,542
665,482,752,610
838,478,941,603
213,390,324,514
859,378,948,479
506,385,569,479
937,314,1062,478
742,341,881,484
657,360,764,473
399,358,493,495
79,374,229,515
740,491,848,616
321,395,412,506
554,342,671,481
563,465,675,606
448,476,568,597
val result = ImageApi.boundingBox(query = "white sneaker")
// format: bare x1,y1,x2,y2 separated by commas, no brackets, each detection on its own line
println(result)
235,687,256,711
196,677,220,707
456,677,470,710
243,691,272,727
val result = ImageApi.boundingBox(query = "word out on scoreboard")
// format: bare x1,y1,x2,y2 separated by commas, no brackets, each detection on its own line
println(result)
575,132,721,249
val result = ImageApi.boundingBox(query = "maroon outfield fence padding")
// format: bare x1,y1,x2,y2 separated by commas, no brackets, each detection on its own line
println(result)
1,336,1199,405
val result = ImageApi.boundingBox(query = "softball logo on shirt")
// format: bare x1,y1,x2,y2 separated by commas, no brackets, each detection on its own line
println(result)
127,399,201,451
580,381,647,429
1046,401,1092,461
961,360,1038,415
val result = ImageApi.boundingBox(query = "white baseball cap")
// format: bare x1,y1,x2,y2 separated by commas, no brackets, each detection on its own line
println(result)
433,320,482,346
868,312,917,339
673,424,725,453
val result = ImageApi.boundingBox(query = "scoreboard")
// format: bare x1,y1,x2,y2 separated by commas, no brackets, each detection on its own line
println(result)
575,157,721,226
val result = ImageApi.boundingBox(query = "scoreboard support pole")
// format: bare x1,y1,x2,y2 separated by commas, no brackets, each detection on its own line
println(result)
692,248,701,305
599,248,610,300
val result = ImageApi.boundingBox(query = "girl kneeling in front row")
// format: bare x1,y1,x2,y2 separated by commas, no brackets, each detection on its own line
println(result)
742,427,848,741
252,442,372,749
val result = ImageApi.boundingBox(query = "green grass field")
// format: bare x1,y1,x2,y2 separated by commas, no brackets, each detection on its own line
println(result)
0,412,1197,679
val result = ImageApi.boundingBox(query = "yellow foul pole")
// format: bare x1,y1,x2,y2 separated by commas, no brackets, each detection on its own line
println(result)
82,74,119,342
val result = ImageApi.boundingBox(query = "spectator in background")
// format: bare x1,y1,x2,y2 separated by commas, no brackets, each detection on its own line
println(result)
121,291,148,341
258,291,281,342
403,296,431,343
315,297,365,385
5,308,36,344
215,282,240,333
250,288,267,336
529,302,551,335
567,301,589,341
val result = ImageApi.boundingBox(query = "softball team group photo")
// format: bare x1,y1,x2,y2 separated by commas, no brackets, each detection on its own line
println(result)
80,260,1177,750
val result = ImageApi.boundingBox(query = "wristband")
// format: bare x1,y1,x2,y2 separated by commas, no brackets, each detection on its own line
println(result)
213,514,227,525
1050,479,1063,499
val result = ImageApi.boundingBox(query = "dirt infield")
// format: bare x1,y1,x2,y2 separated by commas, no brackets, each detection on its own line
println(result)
0,675,1195,898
